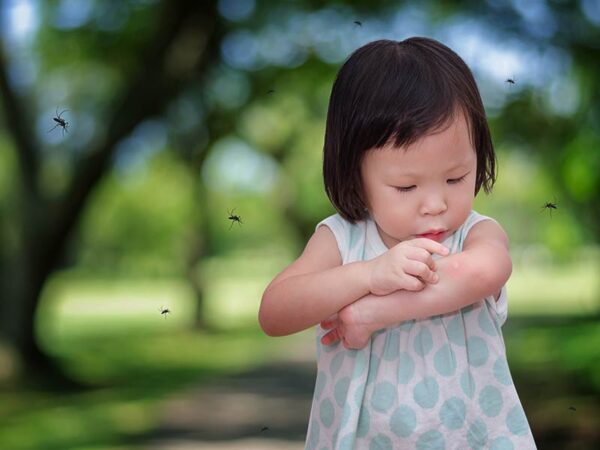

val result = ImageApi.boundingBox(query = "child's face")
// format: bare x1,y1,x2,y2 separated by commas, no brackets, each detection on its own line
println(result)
360,112,477,249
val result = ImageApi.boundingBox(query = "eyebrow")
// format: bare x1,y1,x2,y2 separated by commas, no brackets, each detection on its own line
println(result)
396,161,471,178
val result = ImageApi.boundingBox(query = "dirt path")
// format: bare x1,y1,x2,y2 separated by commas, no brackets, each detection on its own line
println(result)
144,357,316,450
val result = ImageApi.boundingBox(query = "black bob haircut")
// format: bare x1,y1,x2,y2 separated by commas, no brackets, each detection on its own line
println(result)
323,37,496,223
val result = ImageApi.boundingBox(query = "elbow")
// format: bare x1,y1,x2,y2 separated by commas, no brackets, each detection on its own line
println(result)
258,282,309,337
258,303,275,337
259,319,289,338
258,291,283,337
258,314,280,337
473,247,512,296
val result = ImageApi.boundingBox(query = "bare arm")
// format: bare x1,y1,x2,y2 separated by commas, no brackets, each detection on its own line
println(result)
258,225,371,337
357,220,510,324
322,220,511,347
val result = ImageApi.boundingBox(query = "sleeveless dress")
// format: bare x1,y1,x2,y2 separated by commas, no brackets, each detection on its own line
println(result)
304,210,537,450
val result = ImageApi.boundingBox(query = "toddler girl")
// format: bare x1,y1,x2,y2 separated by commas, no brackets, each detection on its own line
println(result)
259,37,536,450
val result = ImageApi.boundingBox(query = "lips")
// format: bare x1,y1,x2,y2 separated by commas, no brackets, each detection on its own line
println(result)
417,230,446,242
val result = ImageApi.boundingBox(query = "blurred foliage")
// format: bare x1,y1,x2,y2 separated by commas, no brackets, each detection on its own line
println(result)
0,0,599,448
2,0,599,276
76,151,198,276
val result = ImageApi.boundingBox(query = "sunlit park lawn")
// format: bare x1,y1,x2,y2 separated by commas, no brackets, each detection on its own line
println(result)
0,251,598,450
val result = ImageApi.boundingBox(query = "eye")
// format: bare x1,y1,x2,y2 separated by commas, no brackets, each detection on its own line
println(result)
448,175,467,184
395,185,416,193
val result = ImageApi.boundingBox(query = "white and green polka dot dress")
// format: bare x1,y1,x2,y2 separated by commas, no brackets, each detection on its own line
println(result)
305,210,536,450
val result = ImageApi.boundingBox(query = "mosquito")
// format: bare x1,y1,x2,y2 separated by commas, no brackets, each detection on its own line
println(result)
48,107,69,136
541,197,558,217
228,208,243,230
353,20,362,27
159,306,171,319
267,89,275,95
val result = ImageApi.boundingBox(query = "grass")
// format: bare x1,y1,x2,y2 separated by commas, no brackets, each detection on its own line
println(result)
508,260,599,316
0,323,313,450
503,317,600,449
0,264,309,449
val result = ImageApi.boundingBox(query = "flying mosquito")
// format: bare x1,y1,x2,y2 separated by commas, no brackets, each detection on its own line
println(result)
541,197,558,217
228,208,243,230
505,78,516,85
159,306,171,319
353,20,362,27
48,107,69,136
267,89,275,95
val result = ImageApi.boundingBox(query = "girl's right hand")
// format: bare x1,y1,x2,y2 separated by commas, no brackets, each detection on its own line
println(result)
367,238,450,295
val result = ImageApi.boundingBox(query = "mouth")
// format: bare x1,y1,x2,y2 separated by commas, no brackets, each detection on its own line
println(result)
416,230,446,242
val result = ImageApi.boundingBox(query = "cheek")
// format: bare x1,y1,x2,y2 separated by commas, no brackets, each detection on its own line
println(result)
456,181,476,206
448,185,475,226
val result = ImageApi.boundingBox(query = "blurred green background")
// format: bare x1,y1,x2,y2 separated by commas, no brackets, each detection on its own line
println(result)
0,0,598,449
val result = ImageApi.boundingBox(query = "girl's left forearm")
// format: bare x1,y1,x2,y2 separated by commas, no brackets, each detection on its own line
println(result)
351,248,509,329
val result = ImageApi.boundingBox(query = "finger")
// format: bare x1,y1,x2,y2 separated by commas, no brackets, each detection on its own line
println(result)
426,254,436,272
344,337,365,350
402,275,426,291
320,313,339,329
405,247,438,271
320,319,337,329
342,335,361,350
405,261,438,284
321,329,341,346
342,336,354,350
410,238,450,256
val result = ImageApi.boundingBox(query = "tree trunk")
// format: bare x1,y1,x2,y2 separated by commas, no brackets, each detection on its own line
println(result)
1,226,80,388
0,0,221,383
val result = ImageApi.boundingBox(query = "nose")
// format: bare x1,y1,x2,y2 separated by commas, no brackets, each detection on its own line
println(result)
419,191,447,216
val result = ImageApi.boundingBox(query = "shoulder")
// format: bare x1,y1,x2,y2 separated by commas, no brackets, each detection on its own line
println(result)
307,220,343,266
463,216,509,251
463,216,512,279
300,213,347,268
315,213,363,263
265,215,344,290
462,214,512,302
315,213,353,236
